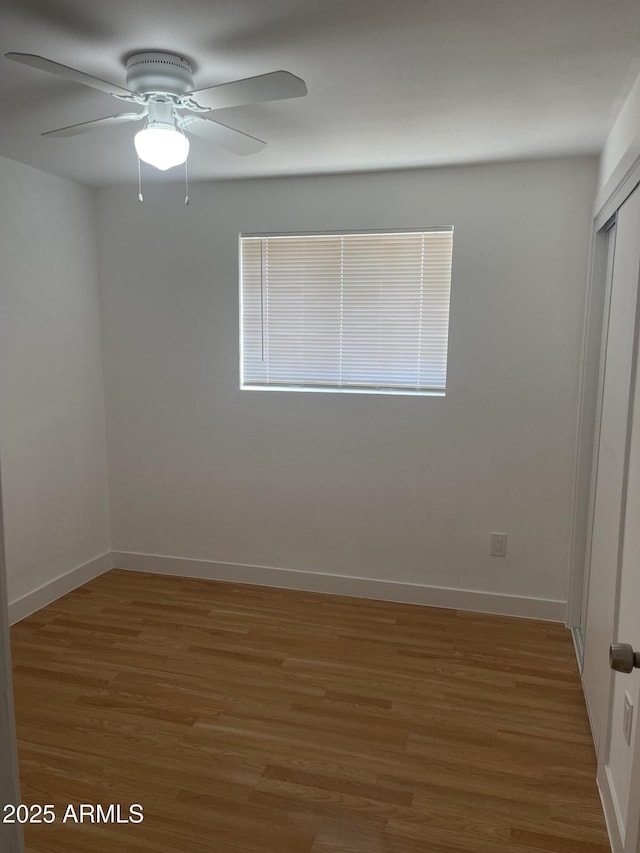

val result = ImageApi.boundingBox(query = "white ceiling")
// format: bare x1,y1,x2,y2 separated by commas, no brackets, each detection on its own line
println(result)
1,0,639,187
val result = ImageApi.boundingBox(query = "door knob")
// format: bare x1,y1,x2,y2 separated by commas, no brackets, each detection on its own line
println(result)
610,643,640,673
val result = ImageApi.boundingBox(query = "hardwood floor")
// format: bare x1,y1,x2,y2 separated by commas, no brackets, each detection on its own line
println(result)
10,569,609,852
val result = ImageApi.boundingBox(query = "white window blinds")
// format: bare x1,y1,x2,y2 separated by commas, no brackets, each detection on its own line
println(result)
240,228,453,395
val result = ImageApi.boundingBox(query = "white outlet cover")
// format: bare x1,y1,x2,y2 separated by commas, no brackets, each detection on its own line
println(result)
490,533,507,557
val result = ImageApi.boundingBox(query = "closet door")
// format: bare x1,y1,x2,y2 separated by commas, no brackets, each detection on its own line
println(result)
581,184,640,752
600,296,640,849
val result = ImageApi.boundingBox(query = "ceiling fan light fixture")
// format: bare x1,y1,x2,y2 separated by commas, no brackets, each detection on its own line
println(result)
134,125,190,171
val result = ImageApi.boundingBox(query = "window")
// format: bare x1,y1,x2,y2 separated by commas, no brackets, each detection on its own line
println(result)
240,228,453,396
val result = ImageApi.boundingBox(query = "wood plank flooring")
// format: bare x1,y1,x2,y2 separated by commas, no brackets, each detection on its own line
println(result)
10,569,609,852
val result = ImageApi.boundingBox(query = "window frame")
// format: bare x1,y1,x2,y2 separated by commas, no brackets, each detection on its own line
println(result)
239,226,454,397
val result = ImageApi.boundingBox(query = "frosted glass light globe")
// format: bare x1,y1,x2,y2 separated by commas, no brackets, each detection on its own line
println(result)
134,127,189,171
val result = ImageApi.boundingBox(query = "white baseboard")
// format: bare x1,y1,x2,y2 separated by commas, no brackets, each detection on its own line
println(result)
8,552,113,625
112,551,567,622
571,625,584,671
8,550,567,625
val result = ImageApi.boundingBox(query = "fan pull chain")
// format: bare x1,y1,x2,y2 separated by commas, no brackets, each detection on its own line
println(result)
184,158,190,206
137,157,144,203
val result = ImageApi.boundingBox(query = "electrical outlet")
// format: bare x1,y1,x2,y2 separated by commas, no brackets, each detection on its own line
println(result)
624,692,634,745
490,533,507,557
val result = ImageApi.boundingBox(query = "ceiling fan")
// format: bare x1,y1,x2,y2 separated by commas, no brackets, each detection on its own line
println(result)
4,51,308,171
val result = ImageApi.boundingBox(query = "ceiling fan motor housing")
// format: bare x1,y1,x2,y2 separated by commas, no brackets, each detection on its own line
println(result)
125,52,194,96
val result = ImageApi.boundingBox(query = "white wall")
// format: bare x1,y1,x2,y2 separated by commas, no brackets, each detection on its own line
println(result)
0,157,110,608
97,158,595,611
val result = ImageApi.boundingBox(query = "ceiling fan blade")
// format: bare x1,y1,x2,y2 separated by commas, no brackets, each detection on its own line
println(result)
42,113,144,138
188,70,307,111
5,52,134,98
183,116,266,155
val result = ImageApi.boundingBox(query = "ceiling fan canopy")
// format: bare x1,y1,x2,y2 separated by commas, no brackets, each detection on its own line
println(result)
4,49,308,169
125,52,195,96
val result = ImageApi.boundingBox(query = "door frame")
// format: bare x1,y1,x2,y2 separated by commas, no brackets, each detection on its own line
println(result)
566,217,615,642
0,462,24,853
